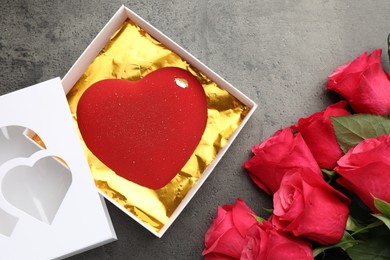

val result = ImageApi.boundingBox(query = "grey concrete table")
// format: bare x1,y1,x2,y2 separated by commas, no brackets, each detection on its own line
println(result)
1,1,389,259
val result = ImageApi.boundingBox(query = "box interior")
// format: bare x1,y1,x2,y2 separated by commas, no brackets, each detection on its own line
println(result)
62,6,257,237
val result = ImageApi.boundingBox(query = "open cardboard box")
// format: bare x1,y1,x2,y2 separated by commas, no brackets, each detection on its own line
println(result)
0,78,116,259
62,6,257,237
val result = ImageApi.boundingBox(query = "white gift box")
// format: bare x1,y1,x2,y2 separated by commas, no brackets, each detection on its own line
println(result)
0,78,116,259
62,5,257,237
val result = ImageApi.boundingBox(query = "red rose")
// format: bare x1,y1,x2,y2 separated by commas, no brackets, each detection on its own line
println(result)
336,134,390,212
243,127,322,194
293,101,350,169
327,49,390,115
241,220,313,260
271,168,350,245
202,198,258,259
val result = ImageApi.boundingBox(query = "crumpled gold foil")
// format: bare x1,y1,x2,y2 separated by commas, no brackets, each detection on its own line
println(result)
67,19,248,232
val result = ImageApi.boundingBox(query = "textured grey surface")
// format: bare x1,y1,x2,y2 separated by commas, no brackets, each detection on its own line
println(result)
1,0,390,259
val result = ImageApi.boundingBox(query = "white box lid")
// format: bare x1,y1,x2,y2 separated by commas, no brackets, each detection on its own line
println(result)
0,77,116,260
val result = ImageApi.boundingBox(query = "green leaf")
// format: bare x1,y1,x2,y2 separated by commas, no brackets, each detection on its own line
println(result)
388,33,390,65
313,232,359,257
339,232,358,251
252,214,264,224
321,169,337,183
346,227,390,260
374,196,390,218
351,220,383,236
331,114,390,153
373,214,390,230
262,208,273,214
346,215,365,233
321,169,336,177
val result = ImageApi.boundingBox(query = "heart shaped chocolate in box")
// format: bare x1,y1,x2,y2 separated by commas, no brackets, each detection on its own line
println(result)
76,67,208,189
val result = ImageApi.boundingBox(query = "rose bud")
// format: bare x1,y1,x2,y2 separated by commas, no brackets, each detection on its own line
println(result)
243,127,322,194
271,168,350,245
327,49,390,115
336,134,390,212
241,220,313,260
202,198,258,259
293,101,350,169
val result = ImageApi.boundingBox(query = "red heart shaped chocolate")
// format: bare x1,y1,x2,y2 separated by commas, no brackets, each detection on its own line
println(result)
76,67,208,189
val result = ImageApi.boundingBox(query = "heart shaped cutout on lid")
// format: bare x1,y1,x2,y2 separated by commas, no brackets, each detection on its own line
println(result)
0,208,18,237
2,156,72,224
0,126,45,165
76,67,208,189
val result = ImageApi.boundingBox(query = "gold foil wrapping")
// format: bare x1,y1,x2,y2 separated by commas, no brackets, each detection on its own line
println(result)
67,19,247,232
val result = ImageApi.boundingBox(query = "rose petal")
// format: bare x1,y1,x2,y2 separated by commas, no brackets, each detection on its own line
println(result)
244,128,322,194
272,169,350,245
231,199,257,237
327,49,390,115
337,161,390,212
293,101,350,169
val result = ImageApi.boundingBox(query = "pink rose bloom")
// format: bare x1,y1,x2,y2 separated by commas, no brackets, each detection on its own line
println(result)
271,168,350,245
327,49,390,115
293,101,350,169
202,198,258,259
243,127,322,195
336,134,390,212
241,220,313,260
